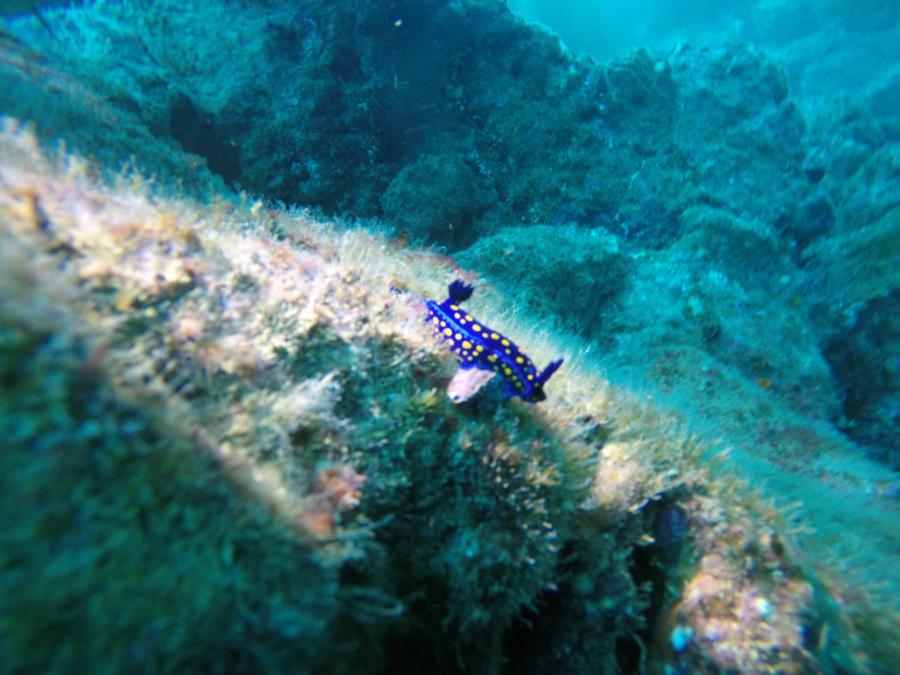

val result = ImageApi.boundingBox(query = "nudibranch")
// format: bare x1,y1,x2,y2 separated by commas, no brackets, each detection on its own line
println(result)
425,279,563,403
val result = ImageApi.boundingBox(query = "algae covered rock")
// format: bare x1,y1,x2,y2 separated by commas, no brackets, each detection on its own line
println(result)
1,124,884,674
381,152,498,248
1,0,898,670
799,108,900,465
455,225,628,340
0,125,610,674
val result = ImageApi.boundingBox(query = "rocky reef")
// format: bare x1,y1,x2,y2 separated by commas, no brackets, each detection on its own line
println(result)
0,0,898,672
1,119,886,674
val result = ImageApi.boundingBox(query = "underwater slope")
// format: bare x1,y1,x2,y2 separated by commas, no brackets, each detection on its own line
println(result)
3,0,895,472
0,0,897,670
0,122,895,674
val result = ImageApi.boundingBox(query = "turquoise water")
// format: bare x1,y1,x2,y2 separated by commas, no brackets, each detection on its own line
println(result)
0,1,897,672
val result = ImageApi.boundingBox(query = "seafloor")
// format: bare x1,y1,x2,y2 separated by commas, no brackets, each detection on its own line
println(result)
0,1,897,673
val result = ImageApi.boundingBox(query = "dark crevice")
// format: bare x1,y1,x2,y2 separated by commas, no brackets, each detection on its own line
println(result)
822,289,899,468
168,93,240,183
498,500,690,674
615,635,643,673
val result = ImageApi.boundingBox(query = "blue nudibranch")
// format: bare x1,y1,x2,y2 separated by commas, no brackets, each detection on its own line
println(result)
426,279,563,403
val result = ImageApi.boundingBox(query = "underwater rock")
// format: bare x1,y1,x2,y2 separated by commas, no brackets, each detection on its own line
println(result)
455,224,628,340
822,290,900,467
863,62,900,122
381,152,495,248
2,123,889,674
802,145,828,184
786,191,836,251
668,42,789,120
676,206,790,288
797,108,899,466
1,0,898,670
1,0,807,252
601,48,677,132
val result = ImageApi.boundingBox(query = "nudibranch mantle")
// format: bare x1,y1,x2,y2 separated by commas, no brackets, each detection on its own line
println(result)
425,279,563,403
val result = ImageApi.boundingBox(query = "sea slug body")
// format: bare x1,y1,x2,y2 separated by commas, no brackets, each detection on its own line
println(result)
425,279,563,403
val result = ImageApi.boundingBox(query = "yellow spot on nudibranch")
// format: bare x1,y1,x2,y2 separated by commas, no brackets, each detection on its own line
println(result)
443,328,452,336
501,339,510,347
454,313,461,319
490,332,500,340
527,374,534,381
462,340,472,350
465,315,472,321
503,367,512,376
440,321,446,327
455,333,462,340
450,304,458,311
516,356,524,364
487,354,497,362
472,324,481,332
432,317,439,324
